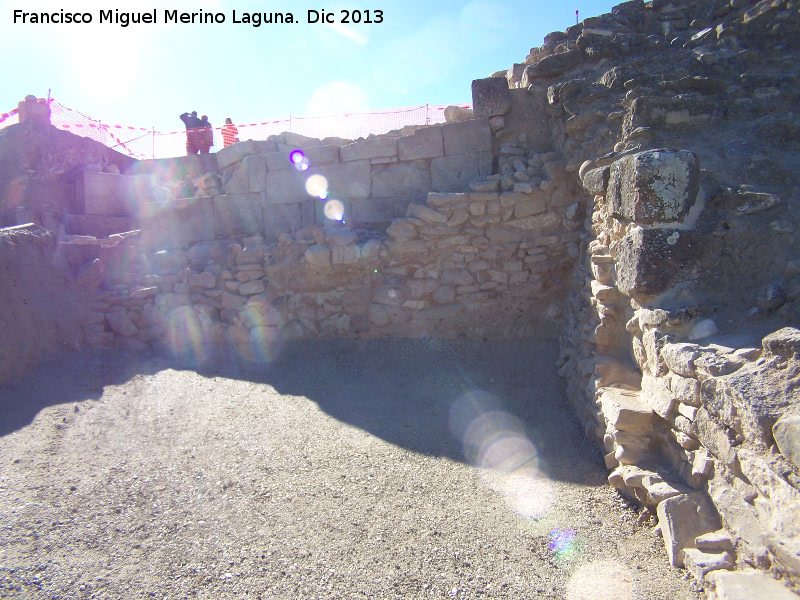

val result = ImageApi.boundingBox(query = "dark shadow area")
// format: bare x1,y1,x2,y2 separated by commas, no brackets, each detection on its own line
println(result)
0,338,606,486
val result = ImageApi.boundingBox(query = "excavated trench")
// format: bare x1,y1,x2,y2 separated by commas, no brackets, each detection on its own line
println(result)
0,339,703,599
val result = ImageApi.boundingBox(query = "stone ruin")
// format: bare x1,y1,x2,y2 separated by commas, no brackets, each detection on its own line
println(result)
1,0,800,597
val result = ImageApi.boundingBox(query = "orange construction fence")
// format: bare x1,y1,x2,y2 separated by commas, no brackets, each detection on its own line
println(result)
0,98,473,160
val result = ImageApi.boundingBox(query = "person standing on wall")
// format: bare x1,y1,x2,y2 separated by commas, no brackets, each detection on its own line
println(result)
221,118,239,148
179,111,202,155
199,115,213,154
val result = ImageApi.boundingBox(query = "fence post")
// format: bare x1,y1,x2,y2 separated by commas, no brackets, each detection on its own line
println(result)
152,127,155,160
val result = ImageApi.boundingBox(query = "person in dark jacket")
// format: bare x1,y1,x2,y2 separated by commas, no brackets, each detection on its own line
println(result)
198,115,213,154
179,111,203,155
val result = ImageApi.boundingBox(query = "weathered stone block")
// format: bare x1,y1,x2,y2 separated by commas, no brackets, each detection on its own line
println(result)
581,165,610,195
607,149,700,224
305,244,331,267
615,227,707,299
214,193,264,236
598,388,654,431
140,197,214,248
332,245,359,265
352,197,411,224
407,203,447,224
398,126,443,161
77,172,148,217
656,492,721,567
708,571,798,600
471,77,512,118
774,414,800,470
702,350,800,445
265,160,370,204
371,161,431,198
442,119,492,155
431,152,492,193
216,140,256,170
340,137,397,161
244,155,267,193
522,48,583,82
264,201,305,237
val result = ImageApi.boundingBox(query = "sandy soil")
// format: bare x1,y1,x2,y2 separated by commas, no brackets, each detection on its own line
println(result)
0,339,704,599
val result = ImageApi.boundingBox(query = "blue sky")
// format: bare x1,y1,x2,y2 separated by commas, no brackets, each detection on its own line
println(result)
1,1,616,132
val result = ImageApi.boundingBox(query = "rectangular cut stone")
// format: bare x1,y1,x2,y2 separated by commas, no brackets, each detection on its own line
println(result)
598,388,656,431
656,492,722,567
351,197,411,224
431,152,492,193
398,126,443,160
244,155,267,193
332,245,359,264
314,198,352,225
141,196,214,248
641,373,677,418
709,571,798,600
442,119,492,155
427,193,468,208
265,151,293,172
77,172,150,216
607,149,700,225
215,140,256,169
263,202,303,238
214,194,264,236
340,137,398,161
63,214,139,237
265,160,370,204
472,77,511,118
372,161,431,198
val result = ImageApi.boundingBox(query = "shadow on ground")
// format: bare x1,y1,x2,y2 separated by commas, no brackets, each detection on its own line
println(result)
0,338,605,486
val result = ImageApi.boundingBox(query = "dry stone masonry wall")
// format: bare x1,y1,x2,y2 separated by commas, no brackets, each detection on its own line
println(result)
1,0,800,597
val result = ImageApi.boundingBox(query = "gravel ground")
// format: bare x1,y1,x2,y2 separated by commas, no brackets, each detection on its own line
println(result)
0,339,705,599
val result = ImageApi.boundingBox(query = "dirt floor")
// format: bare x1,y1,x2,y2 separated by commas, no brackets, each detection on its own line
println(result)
0,339,705,599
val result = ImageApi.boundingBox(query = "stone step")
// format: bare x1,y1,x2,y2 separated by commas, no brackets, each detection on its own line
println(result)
63,214,140,238
597,387,656,432
708,570,799,600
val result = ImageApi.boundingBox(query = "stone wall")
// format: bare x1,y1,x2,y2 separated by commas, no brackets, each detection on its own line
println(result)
535,0,800,596
0,224,84,385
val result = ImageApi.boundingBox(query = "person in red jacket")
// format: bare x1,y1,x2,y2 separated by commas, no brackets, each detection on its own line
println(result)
221,118,239,148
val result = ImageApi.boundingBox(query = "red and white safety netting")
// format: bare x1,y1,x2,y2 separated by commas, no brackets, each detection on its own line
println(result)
0,99,472,160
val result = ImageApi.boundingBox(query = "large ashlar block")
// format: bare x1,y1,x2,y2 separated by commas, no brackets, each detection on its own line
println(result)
265,160,371,205
77,171,153,216
431,152,492,193
265,145,341,171
216,140,257,170
615,227,709,299
244,155,267,193
397,126,443,161
351,197,412,224
442,119,492,155
213,193,264,236
471,77,512,118
263,201,312,238
140,196,214,248
607,149,700,224
340,137,398,162
656,492,721,567
371,161,432,198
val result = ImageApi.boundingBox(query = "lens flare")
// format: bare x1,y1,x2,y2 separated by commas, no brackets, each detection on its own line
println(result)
166,306,209,365
289,149,305,164
324,199,345,221
450,391,555,520
550,529,580,562
565,561,634,600
305,174,329,198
